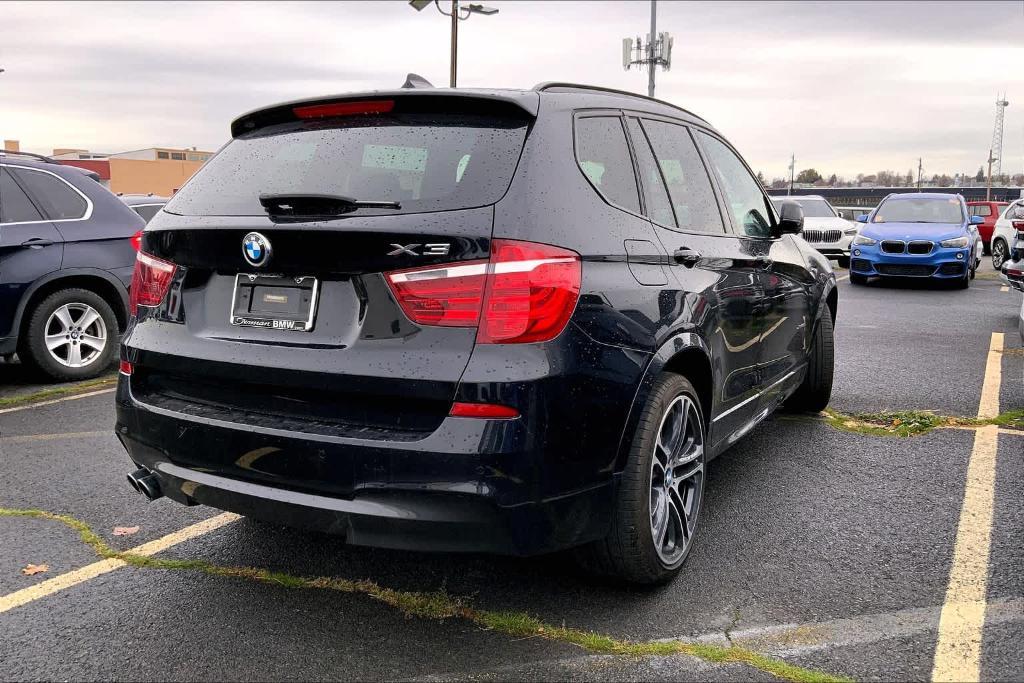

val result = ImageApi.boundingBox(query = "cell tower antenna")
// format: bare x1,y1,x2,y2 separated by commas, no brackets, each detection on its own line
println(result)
990,93,1009,179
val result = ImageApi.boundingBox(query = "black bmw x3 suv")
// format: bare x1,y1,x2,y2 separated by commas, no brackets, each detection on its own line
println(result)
117,83,837,583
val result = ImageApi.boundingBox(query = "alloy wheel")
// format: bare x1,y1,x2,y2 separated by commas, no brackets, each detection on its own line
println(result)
992,241,1007,270
44,303,107,368
649,394,704,568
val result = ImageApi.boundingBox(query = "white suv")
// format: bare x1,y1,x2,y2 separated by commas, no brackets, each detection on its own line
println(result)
991,199,1024,270
771,195,857,267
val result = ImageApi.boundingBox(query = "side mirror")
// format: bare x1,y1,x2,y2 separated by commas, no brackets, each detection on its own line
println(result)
857,214,869,223
970,215,985,225
776,200,804,235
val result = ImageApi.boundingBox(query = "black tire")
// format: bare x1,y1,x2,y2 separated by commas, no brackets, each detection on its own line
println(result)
955,269,970,289
849,273,868,286
970,260,977,280
983,241,991,256
576,373,705,585
785,310,834,412
18,288,118,381
836,256,850,269
992,239,1008,270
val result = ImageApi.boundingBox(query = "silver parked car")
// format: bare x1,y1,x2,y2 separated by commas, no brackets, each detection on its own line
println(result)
771,195,857,268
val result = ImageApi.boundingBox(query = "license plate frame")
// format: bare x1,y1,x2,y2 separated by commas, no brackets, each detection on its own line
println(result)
229,273,319,332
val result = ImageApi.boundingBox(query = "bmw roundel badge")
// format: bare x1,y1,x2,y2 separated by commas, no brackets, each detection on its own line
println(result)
242,232,272,268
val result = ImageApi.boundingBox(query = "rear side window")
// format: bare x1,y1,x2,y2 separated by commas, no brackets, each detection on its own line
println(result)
695,132,774,238
165,112,529,216
11,168,88,221
625,118,676,228
971,205,992,217
0,169,45,223
641,120,725,234
575,116,641,214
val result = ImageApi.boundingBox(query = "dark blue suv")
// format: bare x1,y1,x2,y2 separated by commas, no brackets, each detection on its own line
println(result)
0,152,144,380
117,84,837,584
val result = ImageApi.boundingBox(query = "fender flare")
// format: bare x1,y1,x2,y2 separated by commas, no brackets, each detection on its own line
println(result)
613,330,715,472
9,267,130,338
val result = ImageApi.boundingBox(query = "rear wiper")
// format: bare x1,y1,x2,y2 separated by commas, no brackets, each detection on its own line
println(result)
259,193,401,217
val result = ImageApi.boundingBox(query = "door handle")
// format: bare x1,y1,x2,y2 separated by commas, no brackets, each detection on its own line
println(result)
20,238,55,249
673,247,702,267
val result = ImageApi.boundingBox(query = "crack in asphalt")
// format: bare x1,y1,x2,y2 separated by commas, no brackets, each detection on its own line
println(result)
0,507,851,683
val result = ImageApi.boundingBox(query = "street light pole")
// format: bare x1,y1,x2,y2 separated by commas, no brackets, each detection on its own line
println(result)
450,0,458,87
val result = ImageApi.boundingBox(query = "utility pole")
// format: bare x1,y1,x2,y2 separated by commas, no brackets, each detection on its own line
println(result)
917,158,923,190
990,94,1009,181
450,1,458,88
647,0,657,97
788,154,795,195
622,1,672,97
987,149,996,201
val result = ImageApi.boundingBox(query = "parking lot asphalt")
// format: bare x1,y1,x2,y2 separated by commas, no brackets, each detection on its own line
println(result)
1,262,1021,682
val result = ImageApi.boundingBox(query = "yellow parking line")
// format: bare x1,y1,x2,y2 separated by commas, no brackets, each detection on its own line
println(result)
0,431,109,443
0,512,239,615
932,332,1003,682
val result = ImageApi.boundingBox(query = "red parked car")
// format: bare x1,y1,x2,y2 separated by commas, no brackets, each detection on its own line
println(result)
967,201,1009,254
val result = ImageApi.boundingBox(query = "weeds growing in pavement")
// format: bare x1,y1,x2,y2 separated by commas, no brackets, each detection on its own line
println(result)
0,507,851,683
823,408,1024,437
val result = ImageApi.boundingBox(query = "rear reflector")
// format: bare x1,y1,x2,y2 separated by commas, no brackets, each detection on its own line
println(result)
384,240,581,344
129,251,177,315
119,360,133,376
293,100,395,119
130,230,143,252
449,402,519,419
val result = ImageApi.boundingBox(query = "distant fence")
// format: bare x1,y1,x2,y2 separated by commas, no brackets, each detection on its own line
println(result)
766,186,1024,210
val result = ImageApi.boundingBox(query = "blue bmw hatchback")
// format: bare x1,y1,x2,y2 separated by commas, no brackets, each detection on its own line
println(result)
849,193,983,288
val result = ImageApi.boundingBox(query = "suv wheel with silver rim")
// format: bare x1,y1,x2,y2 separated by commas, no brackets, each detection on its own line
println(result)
19,288,118,381
577,373,705,584
992,239,1008,270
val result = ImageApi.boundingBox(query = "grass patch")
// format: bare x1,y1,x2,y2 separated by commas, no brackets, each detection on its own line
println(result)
0,507,851,683
0,374,117,410
823,408,1024,437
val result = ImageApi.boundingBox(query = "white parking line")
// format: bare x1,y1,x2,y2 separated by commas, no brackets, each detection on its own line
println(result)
0,387,115,415
0,512,239,615
1000,286,1009,293
931,332,1003,682
835,274,850,282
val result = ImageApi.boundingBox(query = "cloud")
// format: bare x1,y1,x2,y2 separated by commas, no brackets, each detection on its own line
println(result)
2,0,1022,177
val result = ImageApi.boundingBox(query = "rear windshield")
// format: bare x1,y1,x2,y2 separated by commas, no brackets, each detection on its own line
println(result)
771,197,834,218
873,198,964,224
165,113,529,217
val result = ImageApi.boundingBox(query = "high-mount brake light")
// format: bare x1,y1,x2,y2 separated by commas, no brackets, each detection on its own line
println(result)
129,251,177,315
293,100,395,119
384,240,581,344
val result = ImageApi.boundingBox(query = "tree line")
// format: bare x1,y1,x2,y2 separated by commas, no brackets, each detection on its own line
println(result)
757,168,1024,190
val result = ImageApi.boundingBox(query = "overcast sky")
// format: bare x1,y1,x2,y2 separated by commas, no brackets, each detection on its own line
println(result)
3,1,1023,179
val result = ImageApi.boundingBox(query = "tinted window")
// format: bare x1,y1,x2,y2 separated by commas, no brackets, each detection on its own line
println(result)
874,198,964,224
970,205,991,217
132,204,163,222
696,132,774,238
625,118,676,228
575,116,641,214
166,113,529,217
0,169,45,223
641,120,725,233
12,168,88,221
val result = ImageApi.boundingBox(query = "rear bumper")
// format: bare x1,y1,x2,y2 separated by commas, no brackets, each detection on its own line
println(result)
114,352,629,555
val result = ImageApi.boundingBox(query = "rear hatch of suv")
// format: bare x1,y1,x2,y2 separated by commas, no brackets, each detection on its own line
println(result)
125,94,535,485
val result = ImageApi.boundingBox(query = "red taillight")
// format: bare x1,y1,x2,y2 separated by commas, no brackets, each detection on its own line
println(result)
129,251,177,315
293,100,395,119
384,240,581,344
130,230,143,252
478,240,581,344
1007,267,1023,277
1012,220,1024,233
119,360,133,375
449,402,520,419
